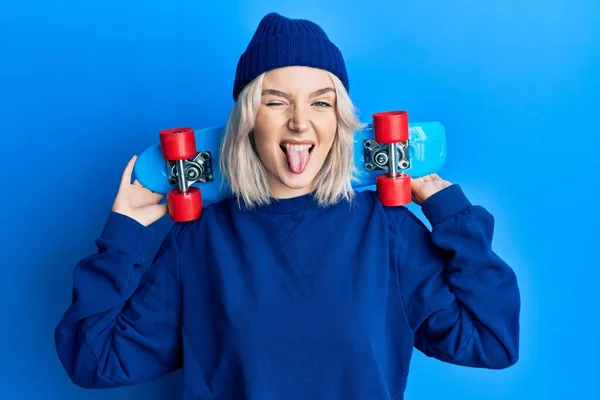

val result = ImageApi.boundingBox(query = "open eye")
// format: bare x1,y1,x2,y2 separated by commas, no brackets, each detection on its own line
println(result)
312,101,332,108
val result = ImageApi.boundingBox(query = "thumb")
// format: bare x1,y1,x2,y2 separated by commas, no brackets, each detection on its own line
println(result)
120,155,137,188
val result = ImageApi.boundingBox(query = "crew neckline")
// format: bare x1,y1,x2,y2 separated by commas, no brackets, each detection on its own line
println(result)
254,192,316,215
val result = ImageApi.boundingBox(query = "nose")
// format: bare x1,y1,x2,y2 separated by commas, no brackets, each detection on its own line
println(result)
287,104,310,134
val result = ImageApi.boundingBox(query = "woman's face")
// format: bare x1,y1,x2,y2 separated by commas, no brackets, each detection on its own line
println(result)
253,66,338,199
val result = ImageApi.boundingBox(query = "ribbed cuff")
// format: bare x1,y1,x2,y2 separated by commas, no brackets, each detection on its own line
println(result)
421,184,472,226
100,212,155,255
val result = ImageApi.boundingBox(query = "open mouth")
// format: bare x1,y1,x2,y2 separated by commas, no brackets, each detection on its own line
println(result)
279,142,315,174
279,143,315,154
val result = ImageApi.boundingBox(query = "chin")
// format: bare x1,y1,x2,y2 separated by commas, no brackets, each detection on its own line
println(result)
283,171,317,190
271,158,325,197
273,166,314,191
263,144,329,197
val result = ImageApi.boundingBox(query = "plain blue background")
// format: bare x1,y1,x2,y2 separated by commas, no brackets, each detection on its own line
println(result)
1,0,599,399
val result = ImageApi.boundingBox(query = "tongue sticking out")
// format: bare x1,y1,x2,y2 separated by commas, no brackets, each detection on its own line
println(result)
285,147,310,174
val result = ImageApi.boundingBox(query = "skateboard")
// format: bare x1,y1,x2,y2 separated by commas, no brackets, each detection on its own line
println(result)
133,111,447,222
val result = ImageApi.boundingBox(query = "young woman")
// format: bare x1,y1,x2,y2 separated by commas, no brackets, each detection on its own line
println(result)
55,12,520,399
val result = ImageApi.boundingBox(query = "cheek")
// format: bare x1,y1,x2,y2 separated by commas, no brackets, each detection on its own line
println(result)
319,118,338,146
253,110,282,146
252,133,273,162
251,130,281,167
252,120,272,150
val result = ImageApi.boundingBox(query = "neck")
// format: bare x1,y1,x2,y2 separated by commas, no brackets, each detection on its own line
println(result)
268,176,315,199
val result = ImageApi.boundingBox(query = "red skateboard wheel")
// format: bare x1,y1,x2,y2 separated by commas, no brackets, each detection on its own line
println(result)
167,187,203,222
160,127,197,160
376,173,411,206
372,111,409,143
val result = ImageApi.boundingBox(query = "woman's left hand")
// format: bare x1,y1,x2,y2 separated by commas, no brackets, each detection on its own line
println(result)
410,173,452,205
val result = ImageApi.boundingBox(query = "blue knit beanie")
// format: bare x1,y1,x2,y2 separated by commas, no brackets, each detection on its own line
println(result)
232,12,349,100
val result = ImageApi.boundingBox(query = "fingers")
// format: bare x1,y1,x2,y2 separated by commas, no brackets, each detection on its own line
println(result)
419,173,441,182
138,188,163,204
410,176,423,189
120,155,137,187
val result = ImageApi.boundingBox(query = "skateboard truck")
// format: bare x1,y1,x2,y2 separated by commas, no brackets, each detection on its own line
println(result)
363,140,410,172
369,111,412,206
167,151,214,188
159,127,207,222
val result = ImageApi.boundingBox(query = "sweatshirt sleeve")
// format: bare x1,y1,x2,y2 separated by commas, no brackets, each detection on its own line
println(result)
393,184,520,369
54,211,183,388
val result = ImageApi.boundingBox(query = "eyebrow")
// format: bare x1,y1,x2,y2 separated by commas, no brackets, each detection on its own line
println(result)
261,87,335,99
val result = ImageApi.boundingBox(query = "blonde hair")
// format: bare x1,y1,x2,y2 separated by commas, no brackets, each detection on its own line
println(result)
219,71,362,209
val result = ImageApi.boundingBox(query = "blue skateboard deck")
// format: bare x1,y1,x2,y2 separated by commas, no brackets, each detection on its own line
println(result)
133,120,446,206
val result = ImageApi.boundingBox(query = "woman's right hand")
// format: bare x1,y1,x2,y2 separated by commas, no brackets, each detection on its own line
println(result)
112,155,168,226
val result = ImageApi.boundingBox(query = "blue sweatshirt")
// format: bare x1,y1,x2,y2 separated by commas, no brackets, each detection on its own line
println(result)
54,184,520,399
